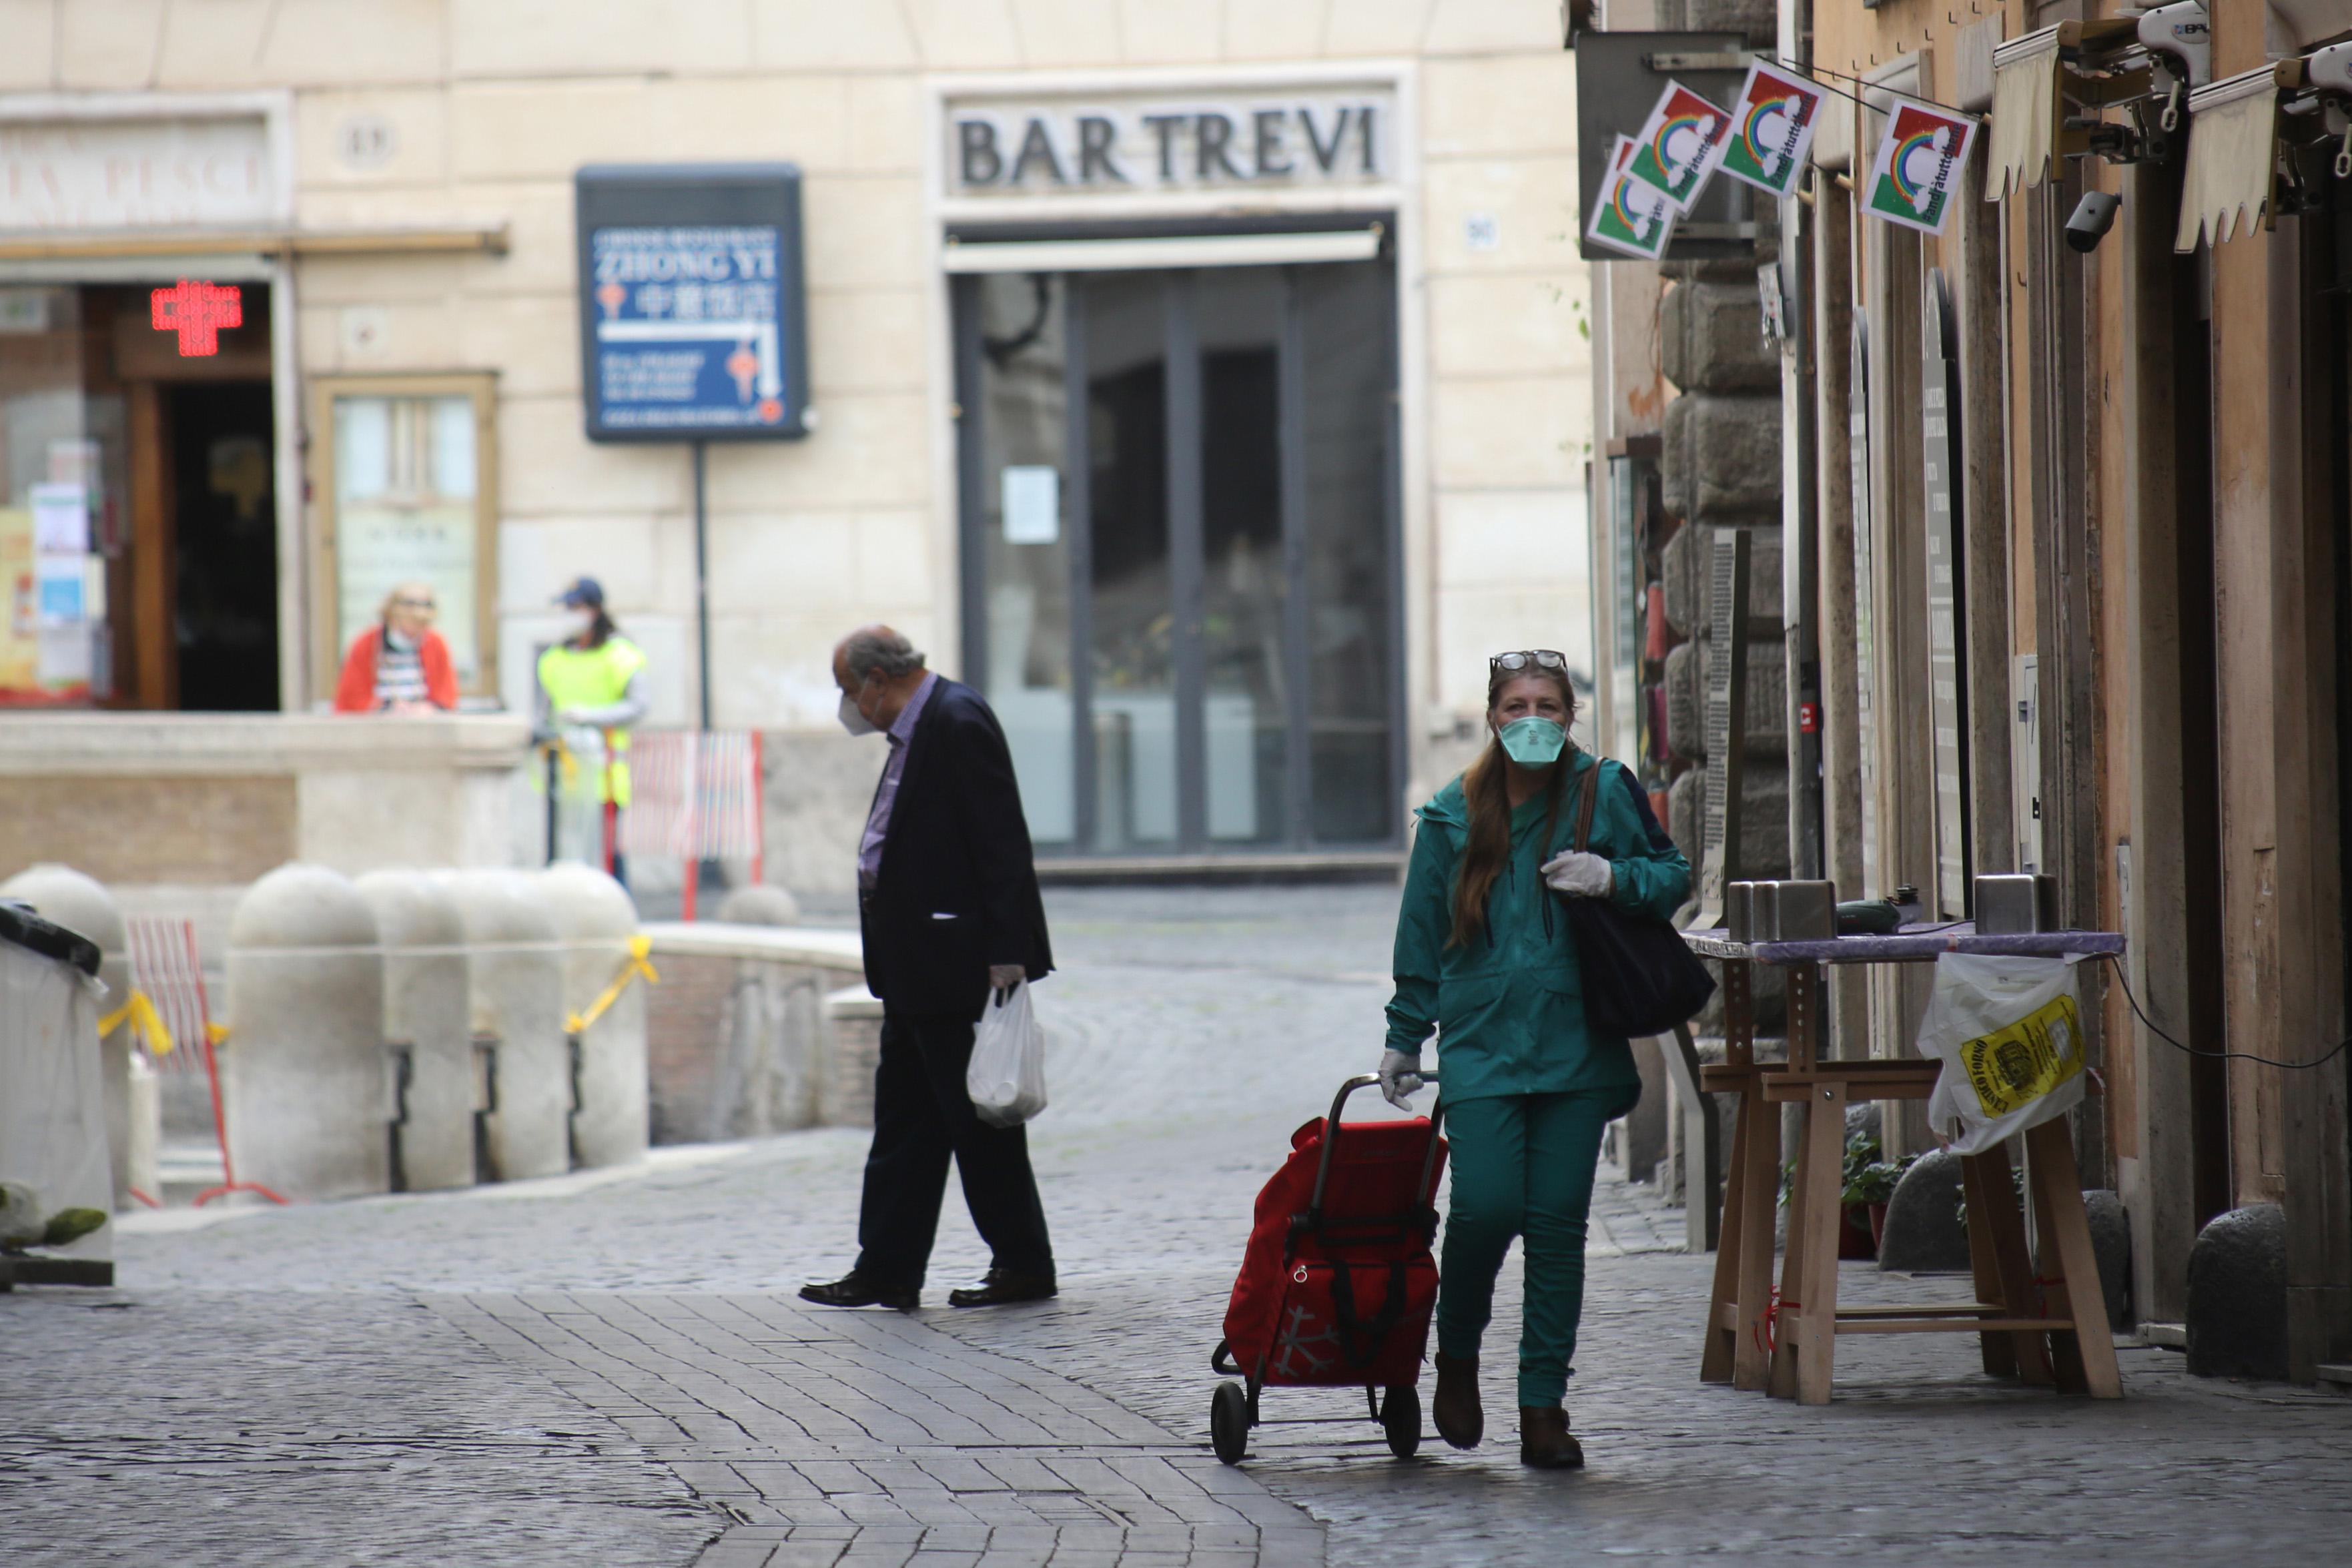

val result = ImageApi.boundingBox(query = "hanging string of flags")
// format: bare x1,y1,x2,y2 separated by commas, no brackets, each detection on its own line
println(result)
1584,57,1981,259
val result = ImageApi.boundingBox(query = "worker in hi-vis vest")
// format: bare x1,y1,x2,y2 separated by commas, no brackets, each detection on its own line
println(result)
536,576,648,881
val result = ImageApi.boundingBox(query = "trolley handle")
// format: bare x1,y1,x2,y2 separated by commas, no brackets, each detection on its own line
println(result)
1304,1068,1445,1223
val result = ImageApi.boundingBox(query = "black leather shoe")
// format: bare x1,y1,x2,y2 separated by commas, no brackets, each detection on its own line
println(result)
946,1268,1058,1308
799,1270,918,1311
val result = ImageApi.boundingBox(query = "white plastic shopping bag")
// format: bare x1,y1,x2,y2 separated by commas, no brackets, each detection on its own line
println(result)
1914,953,2087,1154
967,982,1048,1128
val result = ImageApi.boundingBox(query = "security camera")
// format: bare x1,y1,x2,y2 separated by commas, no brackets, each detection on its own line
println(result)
2064,191,2120,254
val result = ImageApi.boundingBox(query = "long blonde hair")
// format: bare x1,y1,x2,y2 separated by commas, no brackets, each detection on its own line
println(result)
1448,665,1579,949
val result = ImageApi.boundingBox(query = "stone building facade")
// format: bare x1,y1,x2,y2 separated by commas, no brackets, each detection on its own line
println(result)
0,0,1601,892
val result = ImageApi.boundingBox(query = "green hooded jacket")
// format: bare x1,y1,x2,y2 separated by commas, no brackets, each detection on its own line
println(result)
1385,750,1692,1106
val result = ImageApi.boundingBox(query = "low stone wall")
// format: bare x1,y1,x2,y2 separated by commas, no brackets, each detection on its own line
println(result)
641,922,873,1143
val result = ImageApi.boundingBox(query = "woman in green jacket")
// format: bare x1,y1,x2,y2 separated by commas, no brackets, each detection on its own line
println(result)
1379,650,1691,1469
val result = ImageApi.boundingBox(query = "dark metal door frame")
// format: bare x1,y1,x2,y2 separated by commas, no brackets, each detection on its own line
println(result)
957,259,1403,855
1163,270,1208,851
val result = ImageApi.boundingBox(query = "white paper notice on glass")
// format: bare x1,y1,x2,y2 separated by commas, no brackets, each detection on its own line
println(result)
35,554,85,625
30,482,88,554
1001,465,1060,545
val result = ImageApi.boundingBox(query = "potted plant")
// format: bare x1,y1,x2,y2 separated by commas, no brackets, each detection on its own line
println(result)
1845,1152,1916,1254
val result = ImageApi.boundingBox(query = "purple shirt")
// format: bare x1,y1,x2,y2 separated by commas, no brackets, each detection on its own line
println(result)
857,672,938,890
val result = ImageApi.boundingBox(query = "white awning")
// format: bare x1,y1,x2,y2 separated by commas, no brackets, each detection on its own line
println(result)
2175,64,2293,252
941,226,1384,274
1986,27,2064,200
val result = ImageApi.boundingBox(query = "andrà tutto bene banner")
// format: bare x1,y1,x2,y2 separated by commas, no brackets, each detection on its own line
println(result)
1862,97,1979,237
1716,61,1828,200
1624,81,1732,211
1585,134,1679,260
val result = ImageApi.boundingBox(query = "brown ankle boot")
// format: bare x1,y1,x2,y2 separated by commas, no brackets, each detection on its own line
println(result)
1519,1405,1584,1469
1431,1352,1483,1449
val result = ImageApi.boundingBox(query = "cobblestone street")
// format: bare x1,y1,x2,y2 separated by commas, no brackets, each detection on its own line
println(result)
7,887,2352,1566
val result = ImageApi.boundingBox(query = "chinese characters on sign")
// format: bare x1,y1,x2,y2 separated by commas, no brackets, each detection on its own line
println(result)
575,165,808,444
588,226,787,434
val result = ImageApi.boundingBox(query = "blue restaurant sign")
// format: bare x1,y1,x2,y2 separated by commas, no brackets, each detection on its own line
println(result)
574,164,810,442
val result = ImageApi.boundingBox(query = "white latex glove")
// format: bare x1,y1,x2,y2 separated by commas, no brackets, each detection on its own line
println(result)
1379,1050,1425,1109
1542,850,1615,899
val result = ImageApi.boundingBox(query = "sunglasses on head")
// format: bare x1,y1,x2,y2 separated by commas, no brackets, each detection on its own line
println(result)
396,597,436,611
1490,649,1567,673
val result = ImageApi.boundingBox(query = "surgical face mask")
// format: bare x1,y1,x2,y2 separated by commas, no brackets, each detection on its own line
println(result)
566,608,597,639
1497,715,1567,766
838,691,879,737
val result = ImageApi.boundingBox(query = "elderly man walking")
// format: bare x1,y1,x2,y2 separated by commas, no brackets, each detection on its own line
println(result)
801,625,1058,1311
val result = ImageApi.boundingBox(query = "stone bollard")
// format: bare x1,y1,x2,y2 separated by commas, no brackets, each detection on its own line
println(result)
2186,1202,2288,1381
0,864,152,1210
437,870,569,1182
536,862,649,1170
1876,1147,1973,1272
355,871,474,1192
223,864,390,1201
717,885,801,926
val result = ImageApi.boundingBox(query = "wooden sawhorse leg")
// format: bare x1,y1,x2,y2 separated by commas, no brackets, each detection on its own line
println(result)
1960,1141,2051,1384
2024,1116,2124,1399
1770,1077,1848,1404
1702,1070,1776,1387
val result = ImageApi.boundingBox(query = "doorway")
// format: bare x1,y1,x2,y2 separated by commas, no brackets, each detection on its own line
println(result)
164,379,277,710
0,280,278,711
954,258,1402,857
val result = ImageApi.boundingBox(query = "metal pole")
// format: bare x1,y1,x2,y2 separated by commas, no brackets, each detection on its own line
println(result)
693,440,712,732
691,441,723,907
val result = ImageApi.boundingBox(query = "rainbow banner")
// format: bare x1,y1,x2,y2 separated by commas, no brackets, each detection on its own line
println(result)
1864,97,1978,236
1625,81,1731,212
1586,135,1678,260
1718,61,1827,199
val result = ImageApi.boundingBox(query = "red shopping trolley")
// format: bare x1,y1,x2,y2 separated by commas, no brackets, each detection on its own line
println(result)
1208,1071,1448,1465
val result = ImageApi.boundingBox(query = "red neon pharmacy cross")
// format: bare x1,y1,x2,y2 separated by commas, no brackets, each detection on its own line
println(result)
150,280,244,357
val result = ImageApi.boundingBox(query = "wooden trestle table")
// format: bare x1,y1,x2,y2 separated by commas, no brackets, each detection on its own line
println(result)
1682,923,2127,1405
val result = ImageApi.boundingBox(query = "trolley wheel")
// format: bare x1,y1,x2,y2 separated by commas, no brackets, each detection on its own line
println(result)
1381,1384,1422,1459
1211,1381,1250,1465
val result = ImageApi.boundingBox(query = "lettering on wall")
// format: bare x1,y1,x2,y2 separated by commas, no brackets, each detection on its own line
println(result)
0,117,276,230
945,93,1395,198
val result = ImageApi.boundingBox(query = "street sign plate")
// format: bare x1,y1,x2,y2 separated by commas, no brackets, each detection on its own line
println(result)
574,164,811,444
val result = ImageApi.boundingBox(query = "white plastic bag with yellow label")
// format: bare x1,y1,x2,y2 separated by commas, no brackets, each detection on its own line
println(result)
1914,953,2086,1154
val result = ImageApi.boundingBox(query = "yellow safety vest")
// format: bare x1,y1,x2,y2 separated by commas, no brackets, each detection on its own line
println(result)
538,635,647,805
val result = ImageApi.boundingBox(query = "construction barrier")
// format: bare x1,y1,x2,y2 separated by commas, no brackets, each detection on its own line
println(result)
619,730,765,918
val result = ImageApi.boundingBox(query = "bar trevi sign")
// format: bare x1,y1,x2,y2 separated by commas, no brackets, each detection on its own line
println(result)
945,86,1396,199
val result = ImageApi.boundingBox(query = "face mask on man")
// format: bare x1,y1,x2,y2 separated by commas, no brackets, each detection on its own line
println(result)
1497,715,1567,766
838,690,879,737
567,608,598,640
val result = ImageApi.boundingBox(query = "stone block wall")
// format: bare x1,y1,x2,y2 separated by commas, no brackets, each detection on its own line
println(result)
1654,260,1790,890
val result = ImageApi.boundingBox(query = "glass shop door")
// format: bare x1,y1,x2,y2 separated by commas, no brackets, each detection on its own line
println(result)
954,258,1401,857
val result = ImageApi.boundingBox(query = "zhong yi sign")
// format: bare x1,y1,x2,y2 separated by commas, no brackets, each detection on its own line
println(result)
574,164,811,444
945,88,1396,199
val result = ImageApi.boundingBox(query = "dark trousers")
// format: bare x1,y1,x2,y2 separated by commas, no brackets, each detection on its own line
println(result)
854,1008,1054,1290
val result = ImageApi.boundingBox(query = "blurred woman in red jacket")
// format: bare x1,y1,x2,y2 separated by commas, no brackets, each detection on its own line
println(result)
333,582,458,713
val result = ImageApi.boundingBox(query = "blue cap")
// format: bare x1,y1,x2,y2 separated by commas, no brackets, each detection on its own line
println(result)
555,576,604,609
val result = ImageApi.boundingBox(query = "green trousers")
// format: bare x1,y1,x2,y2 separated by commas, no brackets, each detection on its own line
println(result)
1435,1090,1617,1407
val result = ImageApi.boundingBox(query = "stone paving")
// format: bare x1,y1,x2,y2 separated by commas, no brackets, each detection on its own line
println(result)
5,887,2352,1566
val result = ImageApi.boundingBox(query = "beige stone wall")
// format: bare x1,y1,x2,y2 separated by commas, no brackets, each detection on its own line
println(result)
19,0,1593,801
